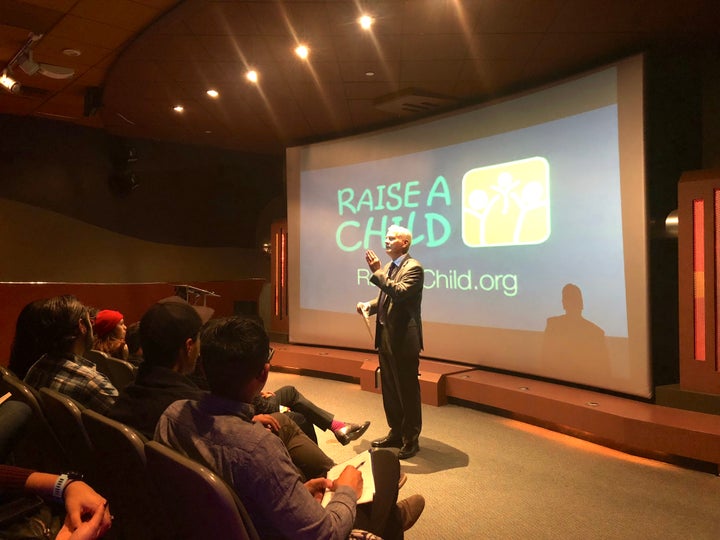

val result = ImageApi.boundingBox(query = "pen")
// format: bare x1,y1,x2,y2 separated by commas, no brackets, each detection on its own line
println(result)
355,460,366,469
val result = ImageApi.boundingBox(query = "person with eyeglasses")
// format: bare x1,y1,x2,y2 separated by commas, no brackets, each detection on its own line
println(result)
156,316,425,540
109,300,334,480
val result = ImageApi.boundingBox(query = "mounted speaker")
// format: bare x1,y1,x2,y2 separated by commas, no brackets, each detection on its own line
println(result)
109,170,140,196
84,86,103,117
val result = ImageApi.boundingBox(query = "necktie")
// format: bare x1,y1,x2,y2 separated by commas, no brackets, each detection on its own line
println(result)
378,263,397,325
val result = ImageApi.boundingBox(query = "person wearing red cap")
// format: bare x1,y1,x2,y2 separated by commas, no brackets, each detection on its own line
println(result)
92,310,129,360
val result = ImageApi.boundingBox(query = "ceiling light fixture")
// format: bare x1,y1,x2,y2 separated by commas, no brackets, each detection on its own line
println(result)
173,105,184,113
0,71,20,94
206,89,219,98
295,45,309,60
246,70,258,83
359,15,374,30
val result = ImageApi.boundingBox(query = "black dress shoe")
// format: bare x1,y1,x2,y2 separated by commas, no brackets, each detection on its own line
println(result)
334,421,371,446
398,441,420,459
371,435,402,448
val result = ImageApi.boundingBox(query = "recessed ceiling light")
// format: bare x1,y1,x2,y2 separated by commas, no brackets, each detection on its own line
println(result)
295,45,309,59
358,15,374,30
246,70,258,83
206,89,219,98
62,48,81,57
173,105,184,113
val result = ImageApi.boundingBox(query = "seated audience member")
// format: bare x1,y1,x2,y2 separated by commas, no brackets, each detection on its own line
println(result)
109,302,333,478
254,385,370,445
155,316,425,539
9,299,47,379
0,464,111,539
1,398,110,538
108,301,206,440
92,310,129,361
22,295,118,414
190,315,369,445
124,322,143,366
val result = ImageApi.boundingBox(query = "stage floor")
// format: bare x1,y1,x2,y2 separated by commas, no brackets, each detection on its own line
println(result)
271,342,720,472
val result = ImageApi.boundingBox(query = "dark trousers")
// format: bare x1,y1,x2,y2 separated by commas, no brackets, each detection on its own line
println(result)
255,386,335,443
378,326,422,444
273,412,334,480
271,386,334,431
354,448,404,540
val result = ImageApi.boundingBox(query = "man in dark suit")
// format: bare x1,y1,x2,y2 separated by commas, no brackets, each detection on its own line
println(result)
357,225,424,459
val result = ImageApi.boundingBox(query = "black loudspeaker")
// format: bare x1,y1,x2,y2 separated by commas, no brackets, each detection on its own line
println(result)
109,170,139,196
83,86,103,117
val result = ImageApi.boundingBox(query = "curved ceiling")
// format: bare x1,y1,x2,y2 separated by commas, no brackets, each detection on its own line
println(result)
1,0,718,155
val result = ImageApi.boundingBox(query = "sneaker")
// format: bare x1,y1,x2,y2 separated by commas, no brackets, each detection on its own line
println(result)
397,494,425,531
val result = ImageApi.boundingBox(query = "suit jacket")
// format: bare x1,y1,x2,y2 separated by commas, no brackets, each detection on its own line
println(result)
367,255,424,351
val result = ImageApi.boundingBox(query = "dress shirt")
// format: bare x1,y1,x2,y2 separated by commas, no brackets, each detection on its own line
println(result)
155,394,357,540
377,255,406,325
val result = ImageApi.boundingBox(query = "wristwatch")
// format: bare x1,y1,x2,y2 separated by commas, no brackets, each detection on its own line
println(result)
52,471,84,502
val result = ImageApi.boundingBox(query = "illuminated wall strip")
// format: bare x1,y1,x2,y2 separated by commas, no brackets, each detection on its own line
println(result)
274,230,280,317
280,227,288,318
693,198,706,361
271,227,288,321
716,190,720,370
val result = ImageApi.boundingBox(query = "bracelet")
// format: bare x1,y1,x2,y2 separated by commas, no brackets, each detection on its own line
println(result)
52,472,84,503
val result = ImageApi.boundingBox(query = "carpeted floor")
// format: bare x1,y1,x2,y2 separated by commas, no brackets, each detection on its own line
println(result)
268,369,720,540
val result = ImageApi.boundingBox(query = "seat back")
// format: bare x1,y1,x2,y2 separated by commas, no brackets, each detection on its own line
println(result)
81,409,168,540
0,365,16,380
0,373,67,471
38,387,95,477
102,356,137,391
145,441,259,540
85,350,136,390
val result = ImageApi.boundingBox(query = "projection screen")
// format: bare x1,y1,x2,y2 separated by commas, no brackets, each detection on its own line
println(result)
287,55,650,398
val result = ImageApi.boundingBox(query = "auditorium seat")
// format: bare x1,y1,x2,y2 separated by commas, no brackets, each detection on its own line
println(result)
38,387,95,479
145,440,260,540
85,350,137,391
0,371,67,471
0,365,15,380
82,409,170,540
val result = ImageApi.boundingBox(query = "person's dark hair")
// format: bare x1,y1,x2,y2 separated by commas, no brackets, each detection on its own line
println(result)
9,299,46,378
39,295,88,357
125,322,142,355
10,295,88,376
139,301,202,368
199,316,269,398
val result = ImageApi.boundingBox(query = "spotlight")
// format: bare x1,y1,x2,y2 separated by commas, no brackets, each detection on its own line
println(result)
0,71,20,94
358,15,374,30
295,45,309,59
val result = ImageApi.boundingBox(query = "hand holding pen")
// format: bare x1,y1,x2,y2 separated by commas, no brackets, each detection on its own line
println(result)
333,465,364,499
